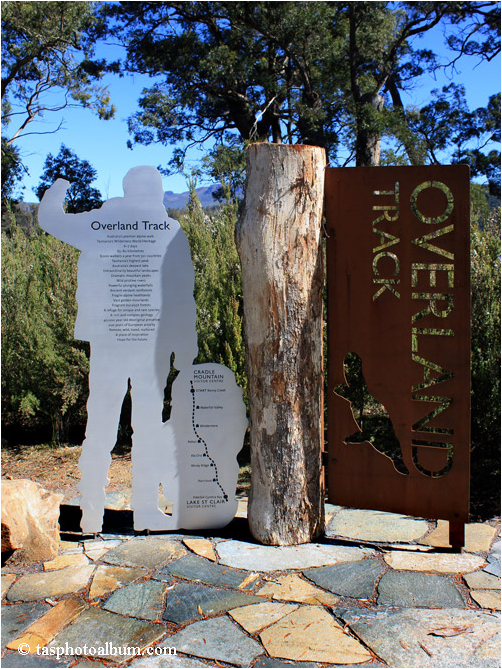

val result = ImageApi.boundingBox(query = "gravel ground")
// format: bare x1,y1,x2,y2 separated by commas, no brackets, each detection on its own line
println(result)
1,445,132,502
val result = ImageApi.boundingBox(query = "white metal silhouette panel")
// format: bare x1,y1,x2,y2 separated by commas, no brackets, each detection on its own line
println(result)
38,166,246,533
134,363,248,531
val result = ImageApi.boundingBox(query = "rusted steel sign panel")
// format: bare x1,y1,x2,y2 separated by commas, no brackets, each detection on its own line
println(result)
325,166,470,545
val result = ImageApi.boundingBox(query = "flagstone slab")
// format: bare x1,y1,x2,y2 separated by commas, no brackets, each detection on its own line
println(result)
303,559,384,599
490,540,501,557
464,571,501,590
161,616,263,666
383,551,485,574
156,553,258,590
252,659,318,668
43,553,89,571
2,574,17,598
129,654,208,667
256,574,339,606
421,521,497,552
387,543,433,552
84,540,122,561
228,602,299,634
101,536,186,569
252,657,384,668
89,565,148,600
182,538,216,562
377,572,466,608
324,503,341,525
84,548,110,562
260,605,372,664
6,596,86,653
162,581,262,625
46,608,165,660
6,565,95,602
1,652,71,667
59,542,83,554
484,555,501,577
83,539,122,552
470,590,501,610
338,606,501,668
216,540,373,571
476,632,502,668
103,580,167,621
327,508,428,543
2,602,50,646
99,533,134,541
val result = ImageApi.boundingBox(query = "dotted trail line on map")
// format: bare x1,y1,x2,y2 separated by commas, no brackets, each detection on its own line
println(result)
190,381,228,501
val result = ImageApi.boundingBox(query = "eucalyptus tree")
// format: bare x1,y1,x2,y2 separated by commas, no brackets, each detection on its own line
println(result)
107,1,500,167
111,2,342,165
1,0,115,145
35,144,103,213
407,88,501,195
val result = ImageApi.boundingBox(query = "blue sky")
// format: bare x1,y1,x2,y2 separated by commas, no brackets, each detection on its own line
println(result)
10,21,501,202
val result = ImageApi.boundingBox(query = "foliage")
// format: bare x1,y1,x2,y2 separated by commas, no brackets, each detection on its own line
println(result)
334,353,408,475
34,144,103,213
403,86,501,195
1,201,38,237
443,1,501,61
1,137,25,204
469,200,500,518
471,211,500,449
1,210,89,444
112,2,340,162
178,182,246,391
106,1,500,168
1,1,115,146
201,136,247,203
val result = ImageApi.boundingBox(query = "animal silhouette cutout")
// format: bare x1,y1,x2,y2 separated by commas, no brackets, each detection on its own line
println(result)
334,352,409,475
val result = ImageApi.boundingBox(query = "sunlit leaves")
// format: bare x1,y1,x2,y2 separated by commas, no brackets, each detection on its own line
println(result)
178,184,246,392
1,1,115,144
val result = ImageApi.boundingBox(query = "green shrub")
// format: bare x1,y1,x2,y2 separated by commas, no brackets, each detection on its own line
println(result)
2,207,89,443
179,184,246,392
469,207,500,518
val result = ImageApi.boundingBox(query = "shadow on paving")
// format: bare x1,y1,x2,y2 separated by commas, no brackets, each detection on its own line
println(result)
59,503,255,541
59,504,477,556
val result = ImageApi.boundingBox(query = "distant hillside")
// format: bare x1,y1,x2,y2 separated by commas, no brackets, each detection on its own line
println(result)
11,183,240,225
163,184,220,209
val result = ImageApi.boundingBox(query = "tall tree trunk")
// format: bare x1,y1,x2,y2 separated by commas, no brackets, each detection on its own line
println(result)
386,75,423,166
348,5,383,167
235,143,326,545
355,92,384,166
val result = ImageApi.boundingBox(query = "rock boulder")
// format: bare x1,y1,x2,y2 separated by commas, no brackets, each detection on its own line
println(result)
1,479,62,561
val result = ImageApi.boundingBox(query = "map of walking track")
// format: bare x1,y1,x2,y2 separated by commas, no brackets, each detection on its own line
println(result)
190,379,229,503
153,363,247,530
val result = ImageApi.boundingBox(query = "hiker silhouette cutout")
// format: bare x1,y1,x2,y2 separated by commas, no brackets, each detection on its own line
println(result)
38,166,247,532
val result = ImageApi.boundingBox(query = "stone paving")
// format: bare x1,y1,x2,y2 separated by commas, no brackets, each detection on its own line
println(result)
1,502,500,668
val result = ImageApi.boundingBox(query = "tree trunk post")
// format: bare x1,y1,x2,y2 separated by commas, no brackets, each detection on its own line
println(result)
236,143,326,545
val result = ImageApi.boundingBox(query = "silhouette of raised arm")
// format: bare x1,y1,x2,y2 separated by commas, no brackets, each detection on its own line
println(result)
38,179,98,250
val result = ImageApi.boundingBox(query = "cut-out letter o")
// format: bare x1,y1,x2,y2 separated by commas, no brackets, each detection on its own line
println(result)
411,181,454,225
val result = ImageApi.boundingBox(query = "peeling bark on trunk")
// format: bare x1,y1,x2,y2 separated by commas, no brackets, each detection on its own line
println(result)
235,143,326,545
